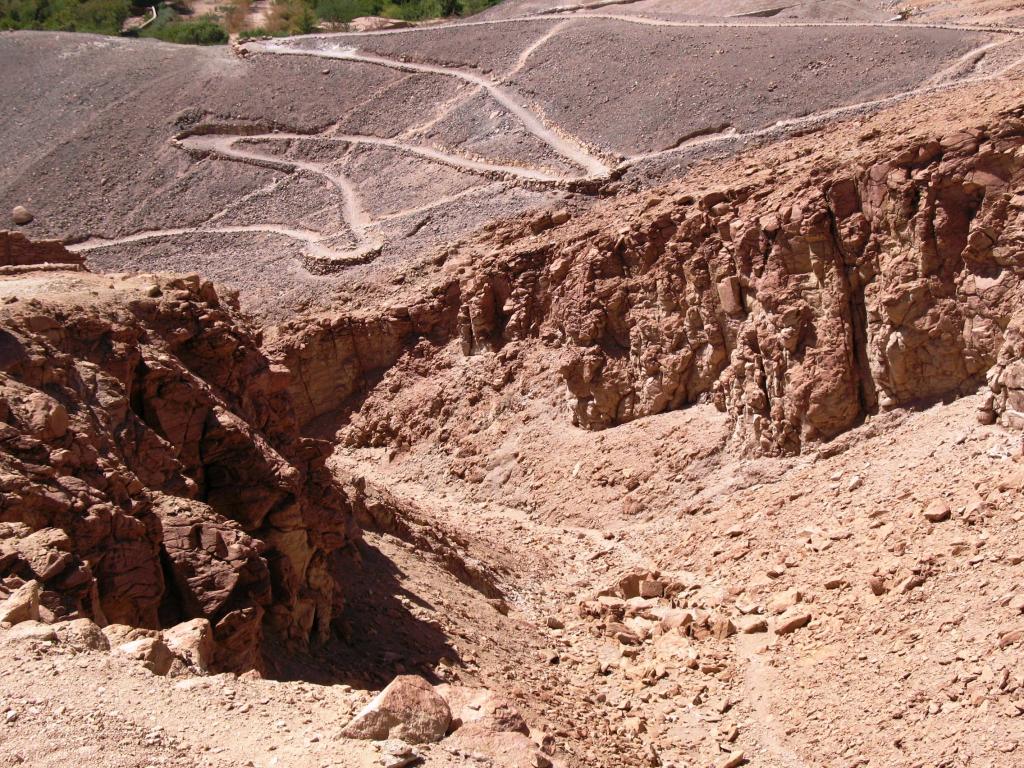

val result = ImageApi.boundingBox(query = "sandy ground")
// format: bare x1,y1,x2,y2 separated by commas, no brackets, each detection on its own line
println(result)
5,383,1024,768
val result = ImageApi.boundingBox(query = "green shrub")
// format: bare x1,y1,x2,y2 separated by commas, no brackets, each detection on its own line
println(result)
314,0,376,23
142,12,227,44
0,0,505,40
311,0,498,24
237,23,314,38
456,0,495,15
381,0,494,21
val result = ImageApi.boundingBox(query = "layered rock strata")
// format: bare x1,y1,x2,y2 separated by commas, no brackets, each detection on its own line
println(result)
0,230,84,271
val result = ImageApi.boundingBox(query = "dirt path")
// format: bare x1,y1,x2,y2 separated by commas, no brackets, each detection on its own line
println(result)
248,18,1021,180
75,14,1024,274
560,11,1017,33
505,17,575,76
156,122,590,267
187,130,569,183
244,40,613,177
924,35,1011,85
178,133,373,236
68,224,337,257
284,10,1022,38
376,183,500,223
324,133,569,180
396,84,482,140
622,34,1024,167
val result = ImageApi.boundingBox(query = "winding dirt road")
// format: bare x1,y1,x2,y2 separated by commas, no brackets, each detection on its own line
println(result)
72,11,1024,271
69,224,340,259
245,40,612,177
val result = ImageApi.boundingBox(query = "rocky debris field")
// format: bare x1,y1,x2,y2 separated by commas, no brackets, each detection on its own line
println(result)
476,0,892,22
508,21,984,156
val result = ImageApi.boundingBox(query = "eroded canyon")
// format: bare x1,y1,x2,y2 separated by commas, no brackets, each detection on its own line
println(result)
4,1,1024,767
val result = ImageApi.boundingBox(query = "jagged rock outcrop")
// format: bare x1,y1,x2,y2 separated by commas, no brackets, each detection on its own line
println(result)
985,313,1024,429
298,112,1024,457
270,314,415,429
452,122,1024,454
0,267,358,671
267,289,458,428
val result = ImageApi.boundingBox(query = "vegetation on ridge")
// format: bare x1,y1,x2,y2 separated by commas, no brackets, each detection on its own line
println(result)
141,5,227,43
0,0,131,36
0,0,501,41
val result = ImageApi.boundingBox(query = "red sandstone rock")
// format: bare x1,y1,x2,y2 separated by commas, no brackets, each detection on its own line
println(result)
314,119,1024,458
0,230,82,269
341,675,452,743
0,266,358,672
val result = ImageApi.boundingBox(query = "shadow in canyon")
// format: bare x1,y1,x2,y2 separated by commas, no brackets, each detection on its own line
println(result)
263,539,459,689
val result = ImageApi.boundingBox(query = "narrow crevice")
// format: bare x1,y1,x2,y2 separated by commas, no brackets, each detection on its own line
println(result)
156,545,185,628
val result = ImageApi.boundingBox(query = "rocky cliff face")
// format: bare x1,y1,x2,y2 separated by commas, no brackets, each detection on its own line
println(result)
278,111,1024,457
462,121,1024,455
0,265,357,672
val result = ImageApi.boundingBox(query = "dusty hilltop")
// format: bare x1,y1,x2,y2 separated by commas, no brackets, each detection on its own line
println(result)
5,1,1024,767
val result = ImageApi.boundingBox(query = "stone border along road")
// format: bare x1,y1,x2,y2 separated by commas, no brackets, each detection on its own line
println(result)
69,13,1024,273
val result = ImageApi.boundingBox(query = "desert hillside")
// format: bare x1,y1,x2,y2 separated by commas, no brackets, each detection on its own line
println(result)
3,1,1024,767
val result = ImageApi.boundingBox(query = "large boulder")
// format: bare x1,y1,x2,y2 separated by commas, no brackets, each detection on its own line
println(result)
11,206,32,226
163,618,214,673
436,684,529,735
115,637,174,675
341,675,451,743
3,619,56,643
102,623,160,646
0,580,40,625
54,618,110,651
446,726,552,768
